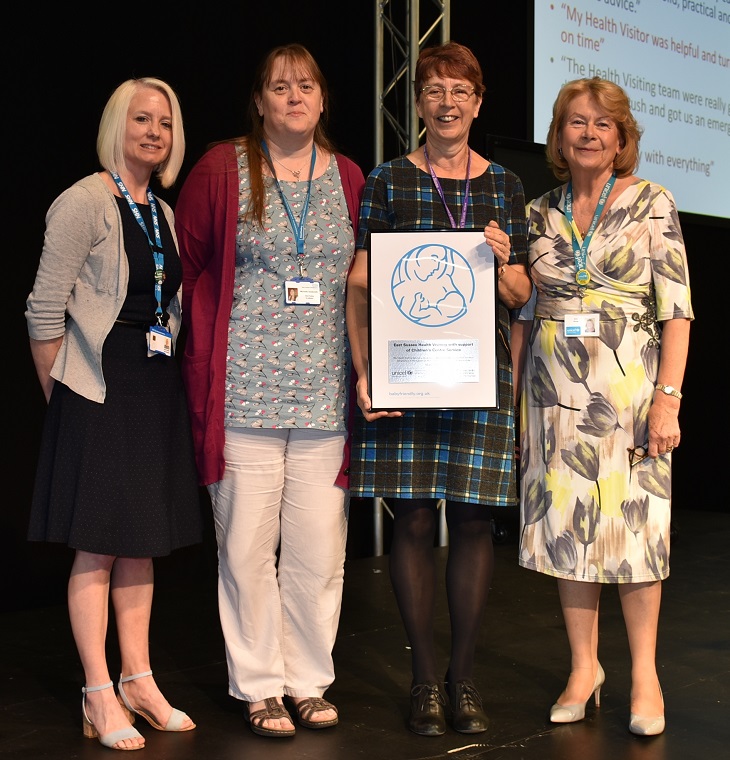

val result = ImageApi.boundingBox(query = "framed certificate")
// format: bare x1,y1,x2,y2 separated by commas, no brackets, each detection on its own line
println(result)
367,229,499,411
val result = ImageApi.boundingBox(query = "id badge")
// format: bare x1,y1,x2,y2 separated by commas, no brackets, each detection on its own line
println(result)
285,277,321,306
147,324,173,357
564,313,599,337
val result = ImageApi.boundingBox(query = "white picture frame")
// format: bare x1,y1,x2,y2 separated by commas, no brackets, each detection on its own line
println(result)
367,229,499,411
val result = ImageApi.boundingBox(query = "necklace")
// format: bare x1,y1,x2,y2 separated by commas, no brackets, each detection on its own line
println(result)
261,142,317,259
269,152,310,180
574,208,591,236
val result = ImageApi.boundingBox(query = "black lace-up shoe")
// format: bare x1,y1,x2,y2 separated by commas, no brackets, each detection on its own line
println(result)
446,679,489,734
408,682,446,736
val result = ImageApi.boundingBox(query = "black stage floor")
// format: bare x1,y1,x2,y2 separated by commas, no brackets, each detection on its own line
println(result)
1,507,728,760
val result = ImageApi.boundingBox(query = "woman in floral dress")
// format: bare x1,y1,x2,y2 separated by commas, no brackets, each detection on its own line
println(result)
513,77,693,736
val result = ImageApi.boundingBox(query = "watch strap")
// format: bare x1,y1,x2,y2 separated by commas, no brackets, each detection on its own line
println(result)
656,383,682,399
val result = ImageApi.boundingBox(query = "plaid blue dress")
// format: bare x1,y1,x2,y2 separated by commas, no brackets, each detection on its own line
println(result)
350,156,528,506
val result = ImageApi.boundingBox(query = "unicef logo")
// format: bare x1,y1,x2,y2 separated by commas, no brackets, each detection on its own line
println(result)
391,244,475,327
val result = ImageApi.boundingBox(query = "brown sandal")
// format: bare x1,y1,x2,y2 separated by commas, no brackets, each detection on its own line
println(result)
245,697,295,737
293,697,339,729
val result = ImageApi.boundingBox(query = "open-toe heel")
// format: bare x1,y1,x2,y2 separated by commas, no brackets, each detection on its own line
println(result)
82,681,144,751
117,670,195,732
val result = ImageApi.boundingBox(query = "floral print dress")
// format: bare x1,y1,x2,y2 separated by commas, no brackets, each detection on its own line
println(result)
517,179,694,583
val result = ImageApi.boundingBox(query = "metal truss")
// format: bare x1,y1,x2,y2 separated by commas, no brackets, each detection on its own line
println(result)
374,0,451,165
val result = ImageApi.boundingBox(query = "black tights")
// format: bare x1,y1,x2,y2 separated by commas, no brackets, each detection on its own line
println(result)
388,498,494,685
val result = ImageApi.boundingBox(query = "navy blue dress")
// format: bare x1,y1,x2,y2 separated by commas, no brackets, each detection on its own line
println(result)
28,197,203,557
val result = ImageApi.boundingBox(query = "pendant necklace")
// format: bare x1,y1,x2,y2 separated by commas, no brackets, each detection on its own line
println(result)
269,151,310,180
261,140,317,259
565,172,615,287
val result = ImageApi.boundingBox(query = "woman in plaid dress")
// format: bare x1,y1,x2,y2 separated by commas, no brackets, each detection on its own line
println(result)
346,42,532,736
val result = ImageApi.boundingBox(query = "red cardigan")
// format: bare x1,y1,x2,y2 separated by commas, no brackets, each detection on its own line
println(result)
175,142,365,487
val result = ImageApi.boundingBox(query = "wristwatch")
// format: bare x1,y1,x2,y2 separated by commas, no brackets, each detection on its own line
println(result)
655,383,682,399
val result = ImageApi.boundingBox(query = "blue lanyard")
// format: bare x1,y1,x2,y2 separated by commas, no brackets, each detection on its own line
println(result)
262,141,316,264
565,172,615,286
423,145,471,229
110,171,165,320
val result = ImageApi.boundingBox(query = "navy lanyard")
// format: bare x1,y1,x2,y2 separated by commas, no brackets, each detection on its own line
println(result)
111,171,165,320
423,145,471,228
262,141,316,265
565,172,616,286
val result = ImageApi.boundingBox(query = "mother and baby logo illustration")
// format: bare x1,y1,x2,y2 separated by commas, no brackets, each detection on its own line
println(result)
391,244,475,327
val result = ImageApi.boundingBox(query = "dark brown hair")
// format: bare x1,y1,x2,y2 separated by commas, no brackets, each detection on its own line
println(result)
413,41,486,102
217,44,336,227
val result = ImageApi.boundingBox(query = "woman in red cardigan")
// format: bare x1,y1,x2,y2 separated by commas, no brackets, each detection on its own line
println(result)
175,44,364,738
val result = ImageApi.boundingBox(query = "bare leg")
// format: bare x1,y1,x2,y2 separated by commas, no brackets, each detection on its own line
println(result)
618,580,664,717
555,578,602,705
69,550,144,750
111,557,195,730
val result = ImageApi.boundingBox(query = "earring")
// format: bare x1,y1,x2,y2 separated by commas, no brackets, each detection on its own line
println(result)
558,147,563,158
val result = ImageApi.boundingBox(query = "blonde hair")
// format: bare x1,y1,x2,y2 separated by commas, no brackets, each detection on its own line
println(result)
545,76,642,182
96,77,185,188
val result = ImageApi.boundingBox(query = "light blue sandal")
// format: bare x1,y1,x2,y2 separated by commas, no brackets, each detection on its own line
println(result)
82,681,144,751
117,670,195,732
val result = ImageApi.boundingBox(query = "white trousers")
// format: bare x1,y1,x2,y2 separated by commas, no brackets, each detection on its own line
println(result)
208,427,348,703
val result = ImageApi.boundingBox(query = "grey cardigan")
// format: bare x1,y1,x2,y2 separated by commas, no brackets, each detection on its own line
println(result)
25,173,182,403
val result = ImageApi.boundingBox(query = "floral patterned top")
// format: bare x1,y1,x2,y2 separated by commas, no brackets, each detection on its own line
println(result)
224,150,356,429
517,179,694,583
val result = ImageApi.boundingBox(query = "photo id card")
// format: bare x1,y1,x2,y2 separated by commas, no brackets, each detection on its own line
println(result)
564,313,599,337
285,278,321,306
147,324,173,357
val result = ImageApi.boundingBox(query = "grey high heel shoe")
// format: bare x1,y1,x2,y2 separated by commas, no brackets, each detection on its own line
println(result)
117,670,195,731
549,663,605,723
82,681,144,751
629,714,665,735
629,686,665,735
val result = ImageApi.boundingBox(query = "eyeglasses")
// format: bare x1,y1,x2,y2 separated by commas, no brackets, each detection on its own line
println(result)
420,85,475,102
627,445,648,468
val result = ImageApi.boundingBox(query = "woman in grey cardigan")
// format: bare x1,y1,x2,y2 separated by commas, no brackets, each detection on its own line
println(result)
25,77,202,751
